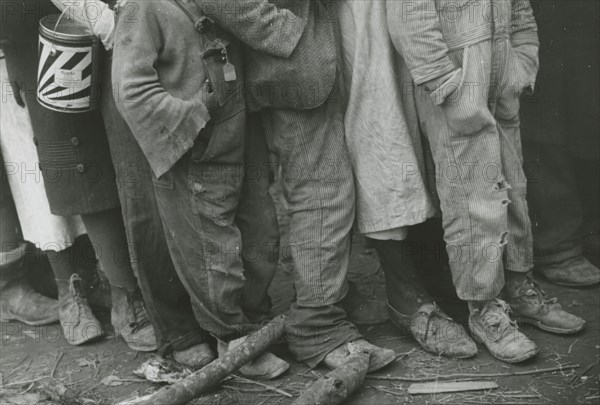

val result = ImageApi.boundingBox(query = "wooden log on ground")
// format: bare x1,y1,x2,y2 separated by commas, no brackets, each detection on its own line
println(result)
292,342,370,405
120,315,286,405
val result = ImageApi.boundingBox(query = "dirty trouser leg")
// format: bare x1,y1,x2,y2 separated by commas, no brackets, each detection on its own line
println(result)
522,141,582,266
414,40,510,301
152,144,255,342
237,114,280,321
494,82,534,275
260,94,361,368
101,60,206,354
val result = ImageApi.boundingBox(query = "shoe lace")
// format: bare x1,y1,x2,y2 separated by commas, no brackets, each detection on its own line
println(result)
520,278,558,312
68,274,94,320
481,298,517,340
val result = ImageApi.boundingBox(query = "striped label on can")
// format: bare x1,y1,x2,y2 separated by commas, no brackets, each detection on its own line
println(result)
37,36,94,112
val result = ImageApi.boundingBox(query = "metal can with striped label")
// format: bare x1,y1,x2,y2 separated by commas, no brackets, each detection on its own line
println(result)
38,15,102,113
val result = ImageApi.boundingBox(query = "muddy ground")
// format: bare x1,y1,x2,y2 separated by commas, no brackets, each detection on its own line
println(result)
1,187,599,405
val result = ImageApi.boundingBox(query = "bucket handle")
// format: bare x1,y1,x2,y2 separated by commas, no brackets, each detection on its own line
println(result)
49,0,94,57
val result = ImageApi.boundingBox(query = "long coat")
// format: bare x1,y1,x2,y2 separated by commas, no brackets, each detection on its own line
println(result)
336,0,437,235
1,0,120,216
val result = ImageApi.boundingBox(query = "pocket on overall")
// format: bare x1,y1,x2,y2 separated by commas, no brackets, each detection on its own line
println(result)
495,47,527,123
441,46,493,136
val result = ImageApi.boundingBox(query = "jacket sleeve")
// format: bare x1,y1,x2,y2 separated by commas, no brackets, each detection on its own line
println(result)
511,0,539,91
112,1,211,178
511,0,539,48
386,0,456,85
194,0,306,58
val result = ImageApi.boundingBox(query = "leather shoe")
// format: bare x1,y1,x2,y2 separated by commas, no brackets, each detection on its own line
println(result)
537,256,600,287
323,339,396,373
504,277,585,334
172,343,215,369
388,302,477,359
469,298,538,363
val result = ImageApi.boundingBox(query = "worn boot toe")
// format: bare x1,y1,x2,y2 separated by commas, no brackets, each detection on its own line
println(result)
173,343,215,369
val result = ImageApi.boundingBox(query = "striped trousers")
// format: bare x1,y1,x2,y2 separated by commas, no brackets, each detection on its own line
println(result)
260,89,361,367
414,38,535,301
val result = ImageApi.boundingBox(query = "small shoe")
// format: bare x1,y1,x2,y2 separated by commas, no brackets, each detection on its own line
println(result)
389,302,477,359
0,278,60,326
111,286,157,352
323,338,396,373
172,343,215,369
56,274,104,345
536,256,600,287
218,336,289,380
504,277,585,335
469,298,538,364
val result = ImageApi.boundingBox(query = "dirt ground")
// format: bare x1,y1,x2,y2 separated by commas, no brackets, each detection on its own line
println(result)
1,187,599,405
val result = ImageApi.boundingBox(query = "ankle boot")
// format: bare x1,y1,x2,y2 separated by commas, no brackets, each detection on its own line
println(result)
111,286,157,352
1,243,59,325
79,265,112,311
56,274,104,345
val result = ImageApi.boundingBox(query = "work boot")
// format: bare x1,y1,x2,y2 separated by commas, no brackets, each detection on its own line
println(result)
536,256,600,287
218,336,289,380
172,343,215,369
323,339,396,373
111,286,157,352
388,302,477,359
79,265,112,310
504,277,585,334
56,274,104,345
1,243,59,325
469,298,538,363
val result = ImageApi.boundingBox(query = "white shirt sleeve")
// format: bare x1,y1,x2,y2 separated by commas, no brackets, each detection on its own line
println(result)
50,0,115,50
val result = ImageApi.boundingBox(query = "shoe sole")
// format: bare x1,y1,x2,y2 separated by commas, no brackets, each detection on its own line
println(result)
368,354,396,373
0,315,59,326
471,331,539,363
68,331,105,346
515,316,586,335
126,342,158,352
240,362,290,380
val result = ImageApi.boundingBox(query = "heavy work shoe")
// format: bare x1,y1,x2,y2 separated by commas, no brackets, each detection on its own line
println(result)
537,256,600,288
80,267,112,310
1,242,59,325
0,277,60,325
111,286,157,352
172,343,216,369
388,302,477,359
504,277,585,335
469,298,538,363
56,274,104,345
218,336,289,380
323,339,396,373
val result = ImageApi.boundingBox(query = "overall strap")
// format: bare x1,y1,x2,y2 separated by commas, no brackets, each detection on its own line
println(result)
171,0,212,33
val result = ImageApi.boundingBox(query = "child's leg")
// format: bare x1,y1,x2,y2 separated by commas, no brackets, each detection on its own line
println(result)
80,208,137,290
81,208,157,351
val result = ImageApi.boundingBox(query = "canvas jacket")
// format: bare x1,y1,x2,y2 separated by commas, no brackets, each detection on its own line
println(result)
387,0,539,86
196,0,338,111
